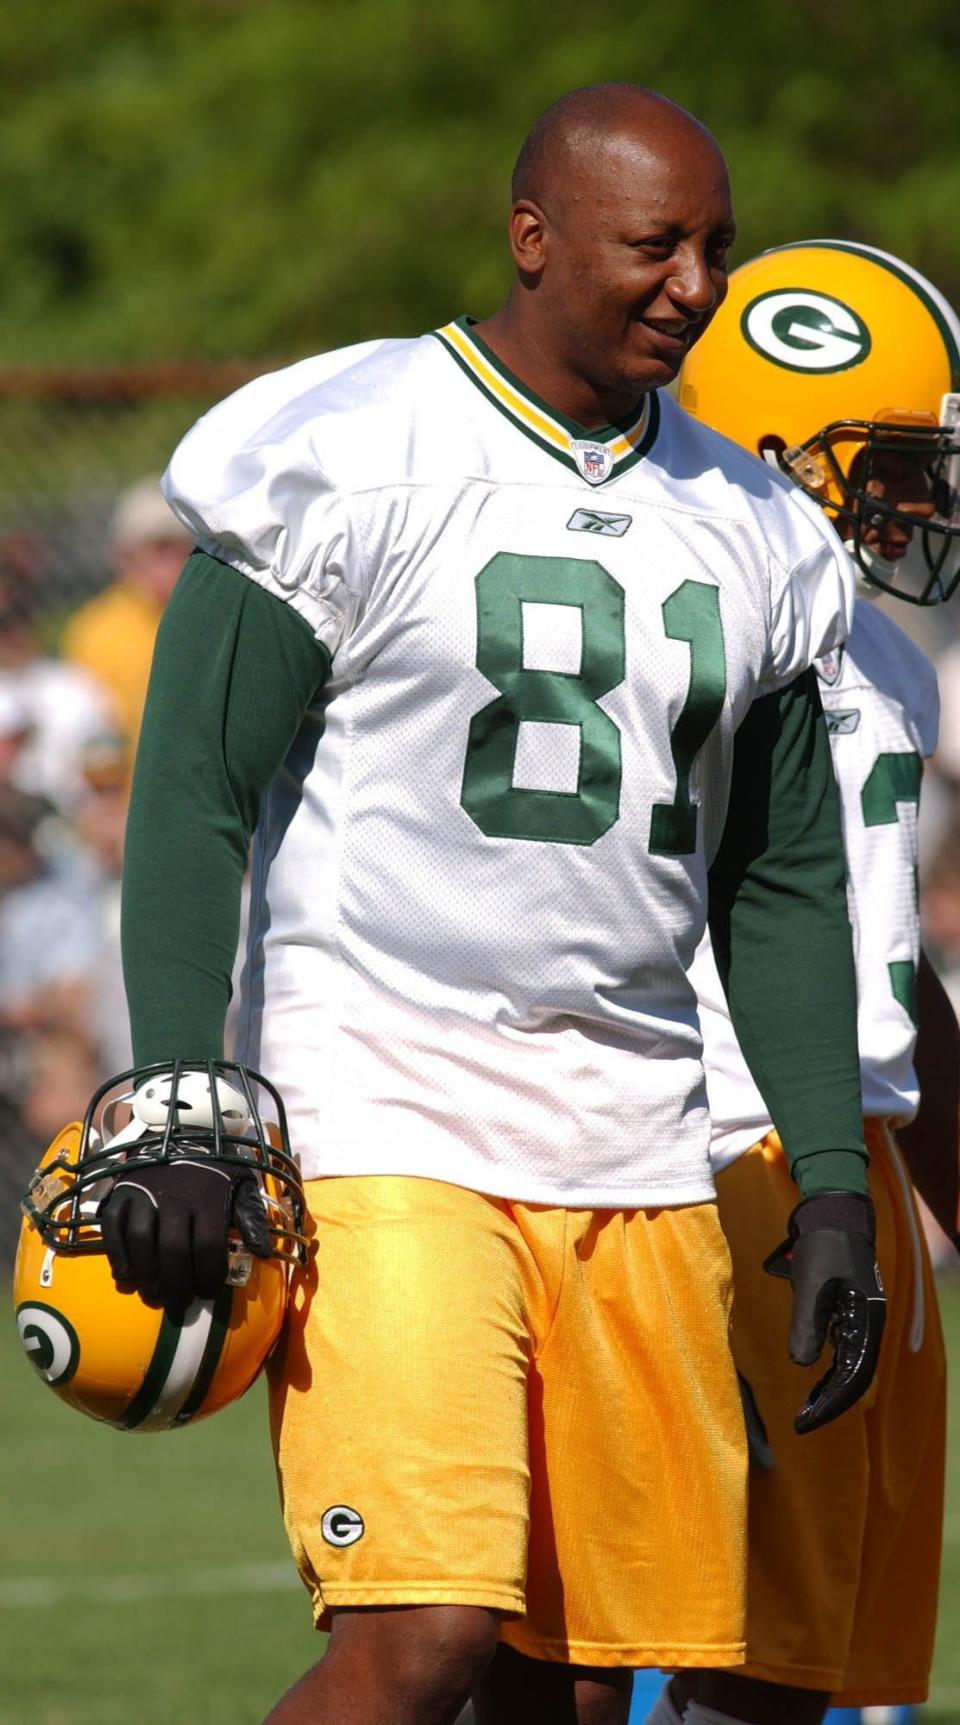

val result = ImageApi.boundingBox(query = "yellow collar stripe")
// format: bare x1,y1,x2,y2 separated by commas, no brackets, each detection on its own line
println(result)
439,322,572,452
436,321,651,467
610,412,654,455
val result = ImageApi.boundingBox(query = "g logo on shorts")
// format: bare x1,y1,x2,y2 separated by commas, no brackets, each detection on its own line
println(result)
321,1505,365,1547
742,290,871,373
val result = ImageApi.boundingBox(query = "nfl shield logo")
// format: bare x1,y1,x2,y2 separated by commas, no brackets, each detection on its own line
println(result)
816,646,844,686
572,440,613,486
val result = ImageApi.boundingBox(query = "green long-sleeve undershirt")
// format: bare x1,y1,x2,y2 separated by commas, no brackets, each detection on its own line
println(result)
122,551,866,1197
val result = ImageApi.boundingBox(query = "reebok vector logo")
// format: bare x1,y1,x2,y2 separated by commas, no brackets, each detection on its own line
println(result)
825,709,861,735
567,508,632,537
321,1506,365,1547
742,290,871,374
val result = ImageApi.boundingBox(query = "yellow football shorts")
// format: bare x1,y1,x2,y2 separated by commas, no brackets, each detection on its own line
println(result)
268,1173,747,1668
716,1120,946,1706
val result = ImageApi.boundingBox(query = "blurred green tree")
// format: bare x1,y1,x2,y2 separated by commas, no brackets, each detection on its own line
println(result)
1,0,958,362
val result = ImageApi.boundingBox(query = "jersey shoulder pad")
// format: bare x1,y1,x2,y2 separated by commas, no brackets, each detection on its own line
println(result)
159,339,426,632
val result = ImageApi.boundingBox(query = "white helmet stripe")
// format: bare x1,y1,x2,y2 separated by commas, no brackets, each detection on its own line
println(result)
120,1301,215,1431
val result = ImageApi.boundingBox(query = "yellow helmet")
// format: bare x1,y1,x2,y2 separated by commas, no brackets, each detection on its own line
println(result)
13,1061,307,1431
679,240,960,604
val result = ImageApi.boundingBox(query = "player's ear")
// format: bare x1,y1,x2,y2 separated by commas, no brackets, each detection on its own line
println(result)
508,199,548,278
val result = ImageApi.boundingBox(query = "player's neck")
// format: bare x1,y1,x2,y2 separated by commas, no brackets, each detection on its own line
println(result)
473,304,644,432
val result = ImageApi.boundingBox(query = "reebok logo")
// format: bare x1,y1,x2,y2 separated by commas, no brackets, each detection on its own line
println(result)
567,508,632,537
824,709,860,735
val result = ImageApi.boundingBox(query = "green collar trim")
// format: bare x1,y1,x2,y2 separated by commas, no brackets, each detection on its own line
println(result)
432,317,660,486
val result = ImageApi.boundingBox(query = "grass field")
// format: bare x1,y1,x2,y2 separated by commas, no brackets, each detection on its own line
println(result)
3,1284,960,1725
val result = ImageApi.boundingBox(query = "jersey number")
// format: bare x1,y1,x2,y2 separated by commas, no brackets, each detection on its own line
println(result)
860,749,923,1024
460,552,726,850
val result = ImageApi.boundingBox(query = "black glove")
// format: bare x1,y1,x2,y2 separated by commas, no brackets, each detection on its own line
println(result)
737,1371,774,1470
100,1156,273,1308
764,1191,886,1435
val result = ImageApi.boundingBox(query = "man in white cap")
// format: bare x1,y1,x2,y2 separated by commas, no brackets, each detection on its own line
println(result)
62,476,192,754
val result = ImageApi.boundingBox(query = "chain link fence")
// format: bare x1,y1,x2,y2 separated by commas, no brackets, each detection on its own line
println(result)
0,362,271,619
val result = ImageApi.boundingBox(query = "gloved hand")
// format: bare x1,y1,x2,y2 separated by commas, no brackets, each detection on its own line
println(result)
100,1156,272,1309
764,1190,886,1435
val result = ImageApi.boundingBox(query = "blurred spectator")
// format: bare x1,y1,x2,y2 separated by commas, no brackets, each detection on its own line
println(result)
72,732,132,1075
0,1023,101,1267
0,783,101,1040
0,570,115,815
935,634,960,793
921,807,960,1017
17,1026,103,1147
61,476,192,754
0,684,33,788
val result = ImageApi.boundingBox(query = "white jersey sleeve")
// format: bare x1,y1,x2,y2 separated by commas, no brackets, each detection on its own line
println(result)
761,487,857,692
162,340,387,654
695,597,939,1171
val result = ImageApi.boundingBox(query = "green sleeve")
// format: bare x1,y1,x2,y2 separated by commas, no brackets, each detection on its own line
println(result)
121,552,330,1064
707,668,868,1197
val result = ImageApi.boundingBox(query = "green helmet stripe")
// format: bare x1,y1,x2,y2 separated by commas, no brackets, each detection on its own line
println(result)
174,1288,233,1423
761,240,960,387
119,1309,187,1430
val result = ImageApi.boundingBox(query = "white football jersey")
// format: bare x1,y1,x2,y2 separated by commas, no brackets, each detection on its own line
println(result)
163,321,853,1205
694,598,939,1173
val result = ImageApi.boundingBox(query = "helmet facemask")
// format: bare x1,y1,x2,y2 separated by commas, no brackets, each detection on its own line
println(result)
777,399,960,605
22,1059,308,1281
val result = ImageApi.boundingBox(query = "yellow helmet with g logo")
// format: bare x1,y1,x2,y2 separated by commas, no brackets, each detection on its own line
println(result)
679,240,960,604
13,1061,308,1431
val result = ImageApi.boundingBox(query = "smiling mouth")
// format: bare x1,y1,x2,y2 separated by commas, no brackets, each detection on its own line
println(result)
639,319,698,351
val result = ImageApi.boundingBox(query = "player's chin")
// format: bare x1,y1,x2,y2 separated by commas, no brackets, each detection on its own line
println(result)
624,329,693,391
868,533,912,563
614,348,681,396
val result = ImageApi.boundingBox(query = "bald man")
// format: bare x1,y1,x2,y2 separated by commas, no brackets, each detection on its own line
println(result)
107,85,877,1725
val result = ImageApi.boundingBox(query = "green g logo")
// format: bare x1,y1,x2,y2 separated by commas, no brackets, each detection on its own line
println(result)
16,1302,80,1385
742,290,871,373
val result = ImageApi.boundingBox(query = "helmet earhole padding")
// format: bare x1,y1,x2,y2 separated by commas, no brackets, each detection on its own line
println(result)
757,433,787,469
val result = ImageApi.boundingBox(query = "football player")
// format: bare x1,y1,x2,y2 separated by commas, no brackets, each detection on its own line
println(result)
110,91,875,1725
649,242,960,1725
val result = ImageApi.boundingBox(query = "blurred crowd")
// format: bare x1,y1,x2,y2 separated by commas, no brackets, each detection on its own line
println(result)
926,636,960,1010
0,481,191,1256
0,479,959,1263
